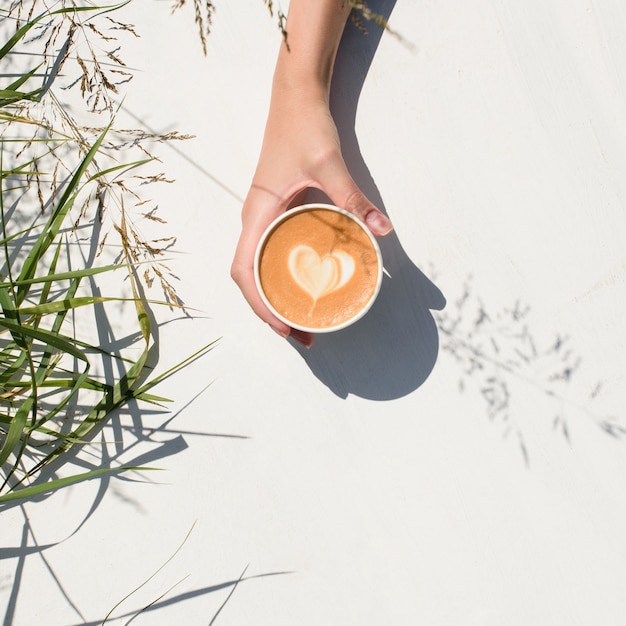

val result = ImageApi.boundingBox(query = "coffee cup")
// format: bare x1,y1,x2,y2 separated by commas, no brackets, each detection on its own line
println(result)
254,203,383,333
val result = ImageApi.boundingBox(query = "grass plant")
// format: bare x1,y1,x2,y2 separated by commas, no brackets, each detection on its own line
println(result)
172,0,397,54
0,0,397,507
0,1,215,505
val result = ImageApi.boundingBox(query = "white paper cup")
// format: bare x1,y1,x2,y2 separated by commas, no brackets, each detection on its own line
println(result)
254,203,383,333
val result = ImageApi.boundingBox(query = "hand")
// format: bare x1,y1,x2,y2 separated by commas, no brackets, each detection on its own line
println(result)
231,86,393,347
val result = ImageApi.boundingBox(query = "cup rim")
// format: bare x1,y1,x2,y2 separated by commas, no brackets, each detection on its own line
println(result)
253,203,383,333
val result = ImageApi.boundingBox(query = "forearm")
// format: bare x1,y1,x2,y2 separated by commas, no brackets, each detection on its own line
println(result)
232,0,392,345
273,0,352,99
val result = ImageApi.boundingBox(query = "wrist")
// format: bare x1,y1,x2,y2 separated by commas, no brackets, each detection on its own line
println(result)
271,0,351,98
272,50,334,101
271,74,330,109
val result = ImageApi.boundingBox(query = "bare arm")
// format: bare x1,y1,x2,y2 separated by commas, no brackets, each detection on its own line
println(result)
231,0,393,347
272,0,352,94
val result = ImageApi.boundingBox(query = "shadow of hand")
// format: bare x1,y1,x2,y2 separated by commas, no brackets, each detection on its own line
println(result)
294,230,445,399
292,1,446,399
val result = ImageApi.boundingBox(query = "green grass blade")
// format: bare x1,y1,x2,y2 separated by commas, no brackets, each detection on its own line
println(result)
21,267,149,475
134,339,220,396
3,261,129,288
15,121,113,304
18,296,120,316
0,466,160,504
0,397,33,467
89,158,155,181
5,64,43,92
7,377,110,393
101,521,196,624
19,296,181,316
0,88,42,106
0,319,90,368
0,4,131,60
0,276,28,351
0,348,28,387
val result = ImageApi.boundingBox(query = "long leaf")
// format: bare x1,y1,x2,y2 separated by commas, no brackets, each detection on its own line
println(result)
15,122,113,304
0,466,160,504
0,319,90,368
5,64,43,92
0,4,130,61
134,339,220,397
0,89,42,107
21,266,149,476
2,261,129,287
0,397,33,468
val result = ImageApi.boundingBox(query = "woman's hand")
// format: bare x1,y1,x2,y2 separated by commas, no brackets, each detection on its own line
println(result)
230,0,393,347
231,86,392,347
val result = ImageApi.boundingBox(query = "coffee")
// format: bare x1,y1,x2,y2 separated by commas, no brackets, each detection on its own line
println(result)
255,204,382,332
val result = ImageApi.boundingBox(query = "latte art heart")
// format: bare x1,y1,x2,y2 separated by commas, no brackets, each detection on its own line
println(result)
288,245,355,300
256,206,382,330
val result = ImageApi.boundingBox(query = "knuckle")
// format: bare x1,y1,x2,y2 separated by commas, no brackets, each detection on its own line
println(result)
344,189,369,216
311,146,341,171
230,261,243,285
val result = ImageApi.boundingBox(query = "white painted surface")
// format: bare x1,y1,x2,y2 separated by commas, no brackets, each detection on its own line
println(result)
3,1,626,624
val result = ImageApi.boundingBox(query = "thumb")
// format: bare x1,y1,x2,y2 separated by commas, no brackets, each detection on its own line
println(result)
343,188,394,237
317,156,393,237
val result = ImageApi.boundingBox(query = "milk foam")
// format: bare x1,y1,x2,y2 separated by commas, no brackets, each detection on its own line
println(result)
288,245,355,301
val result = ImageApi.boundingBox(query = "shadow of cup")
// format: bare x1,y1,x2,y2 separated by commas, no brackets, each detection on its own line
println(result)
291,0,446,400
293,230,445,400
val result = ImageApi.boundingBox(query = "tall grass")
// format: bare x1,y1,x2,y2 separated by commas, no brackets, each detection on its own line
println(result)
0,0,394,505
0,2,216,505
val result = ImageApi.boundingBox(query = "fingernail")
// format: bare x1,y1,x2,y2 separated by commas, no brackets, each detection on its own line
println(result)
289,328,314,349
270,325,290,338
365,210,393,236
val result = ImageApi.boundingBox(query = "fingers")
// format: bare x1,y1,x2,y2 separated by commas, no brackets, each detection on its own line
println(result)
231,187,315,348
316,153,394,237
232,149,389,350
344,189,394,236
231,246,315,347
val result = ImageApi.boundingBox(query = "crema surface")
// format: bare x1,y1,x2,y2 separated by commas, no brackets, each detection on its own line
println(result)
258,208,379,329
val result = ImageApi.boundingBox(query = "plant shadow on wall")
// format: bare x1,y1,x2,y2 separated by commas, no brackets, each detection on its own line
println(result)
0,3,296,624
435,273,626,466
294,0,447,401
5,510,289,626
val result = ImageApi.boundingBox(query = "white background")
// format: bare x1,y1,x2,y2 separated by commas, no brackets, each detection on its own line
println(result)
3,0,626,624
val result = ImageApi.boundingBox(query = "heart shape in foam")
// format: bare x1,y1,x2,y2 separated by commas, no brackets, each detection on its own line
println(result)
288,245,355,301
